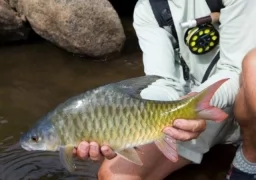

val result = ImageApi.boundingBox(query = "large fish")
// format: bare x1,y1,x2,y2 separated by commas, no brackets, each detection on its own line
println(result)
20,76,228,172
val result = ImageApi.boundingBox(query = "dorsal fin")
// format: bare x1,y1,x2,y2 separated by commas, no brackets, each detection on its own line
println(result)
113,75,162,99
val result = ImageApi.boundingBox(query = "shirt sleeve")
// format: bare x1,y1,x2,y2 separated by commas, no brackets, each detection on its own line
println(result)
133,0,185,100
192,0,255,109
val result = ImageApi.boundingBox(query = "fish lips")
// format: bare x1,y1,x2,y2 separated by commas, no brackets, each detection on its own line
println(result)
20,142,33,151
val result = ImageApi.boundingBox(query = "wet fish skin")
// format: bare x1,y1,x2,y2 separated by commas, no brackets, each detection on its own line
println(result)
20,76,229,172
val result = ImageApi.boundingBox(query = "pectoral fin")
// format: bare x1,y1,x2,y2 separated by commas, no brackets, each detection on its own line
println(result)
155,134,178,162
59,145,75,172
116,148,143,166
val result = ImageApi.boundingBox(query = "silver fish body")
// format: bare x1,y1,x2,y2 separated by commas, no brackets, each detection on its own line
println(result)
20,76,228,172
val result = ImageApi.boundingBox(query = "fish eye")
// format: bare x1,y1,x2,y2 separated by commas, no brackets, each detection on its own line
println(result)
31,135,39,142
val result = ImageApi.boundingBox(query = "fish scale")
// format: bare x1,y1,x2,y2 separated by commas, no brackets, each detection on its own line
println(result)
57,94,191,149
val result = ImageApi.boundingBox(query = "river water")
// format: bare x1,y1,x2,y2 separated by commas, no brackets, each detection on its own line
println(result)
0,18,236,180
0,19,145,180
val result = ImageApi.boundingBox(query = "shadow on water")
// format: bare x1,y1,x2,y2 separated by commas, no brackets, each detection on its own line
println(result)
0,18,144,179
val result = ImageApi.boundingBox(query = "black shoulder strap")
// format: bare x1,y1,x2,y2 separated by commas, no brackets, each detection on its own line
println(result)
149,0,179,44
205,0,225,12
201,52,220,83
150,0,224,28
149,0,173,28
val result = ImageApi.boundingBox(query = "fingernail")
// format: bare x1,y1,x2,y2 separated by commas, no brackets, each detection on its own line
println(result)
167,129,174,136
80,143,88,151
104,148,109,153
174,120,182,126
90,145,96,151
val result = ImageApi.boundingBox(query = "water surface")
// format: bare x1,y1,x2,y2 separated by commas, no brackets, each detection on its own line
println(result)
0,20,144,179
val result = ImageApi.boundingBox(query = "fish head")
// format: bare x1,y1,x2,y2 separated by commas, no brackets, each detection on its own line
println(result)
20,114,60,152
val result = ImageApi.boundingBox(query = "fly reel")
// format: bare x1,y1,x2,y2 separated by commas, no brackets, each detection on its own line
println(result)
184,23,219,55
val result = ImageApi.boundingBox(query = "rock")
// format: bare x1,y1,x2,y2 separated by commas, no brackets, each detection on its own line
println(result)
16,0,126,58
0,0,30,43
6,0,19,9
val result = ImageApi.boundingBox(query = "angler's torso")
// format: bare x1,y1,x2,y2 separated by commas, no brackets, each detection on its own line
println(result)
167,0,220,84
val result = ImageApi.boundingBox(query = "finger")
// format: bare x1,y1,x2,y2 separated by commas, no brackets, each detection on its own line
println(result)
101,145,117,160
173,119,206,133
89,142,102,161
163,127,200,141
76,141,90,159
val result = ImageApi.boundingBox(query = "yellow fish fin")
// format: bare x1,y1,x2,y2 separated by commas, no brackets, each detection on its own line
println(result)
155,135,178,162
59,145,76,172
116,148,143,166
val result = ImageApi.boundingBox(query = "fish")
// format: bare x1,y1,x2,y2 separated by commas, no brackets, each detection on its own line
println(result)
20,75,229,173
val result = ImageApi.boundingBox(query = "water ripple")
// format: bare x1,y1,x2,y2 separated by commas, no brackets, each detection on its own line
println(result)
0,116,8,124
0,143,100,180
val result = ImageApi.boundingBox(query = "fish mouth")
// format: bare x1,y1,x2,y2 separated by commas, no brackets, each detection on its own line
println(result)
20,143,33,151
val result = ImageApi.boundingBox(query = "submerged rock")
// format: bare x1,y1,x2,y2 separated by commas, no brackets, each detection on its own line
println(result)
16,0,126,58
0,0,30,43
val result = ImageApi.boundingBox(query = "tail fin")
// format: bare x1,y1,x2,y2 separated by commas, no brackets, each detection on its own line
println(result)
154,79,229,164
193,79,229,122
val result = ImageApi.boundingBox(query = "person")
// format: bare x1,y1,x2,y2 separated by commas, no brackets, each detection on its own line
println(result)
74,0,256,179
225,49,256,180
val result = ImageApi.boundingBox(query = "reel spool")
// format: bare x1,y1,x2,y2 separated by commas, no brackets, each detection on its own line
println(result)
184,23,219,55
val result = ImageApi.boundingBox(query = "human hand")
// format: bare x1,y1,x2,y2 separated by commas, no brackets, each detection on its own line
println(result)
163,92,207,141
163,119,206,141
73,142,116,161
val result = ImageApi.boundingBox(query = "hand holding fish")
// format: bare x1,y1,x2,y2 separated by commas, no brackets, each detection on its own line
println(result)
74,142,116,161
163,119,206,141
163,92,206,141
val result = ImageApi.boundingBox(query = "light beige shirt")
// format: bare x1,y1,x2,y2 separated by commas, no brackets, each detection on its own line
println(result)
133,0,256,109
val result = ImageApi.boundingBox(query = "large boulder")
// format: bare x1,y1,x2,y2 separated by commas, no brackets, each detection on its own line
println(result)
15,0,126,57
0,0,30,43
